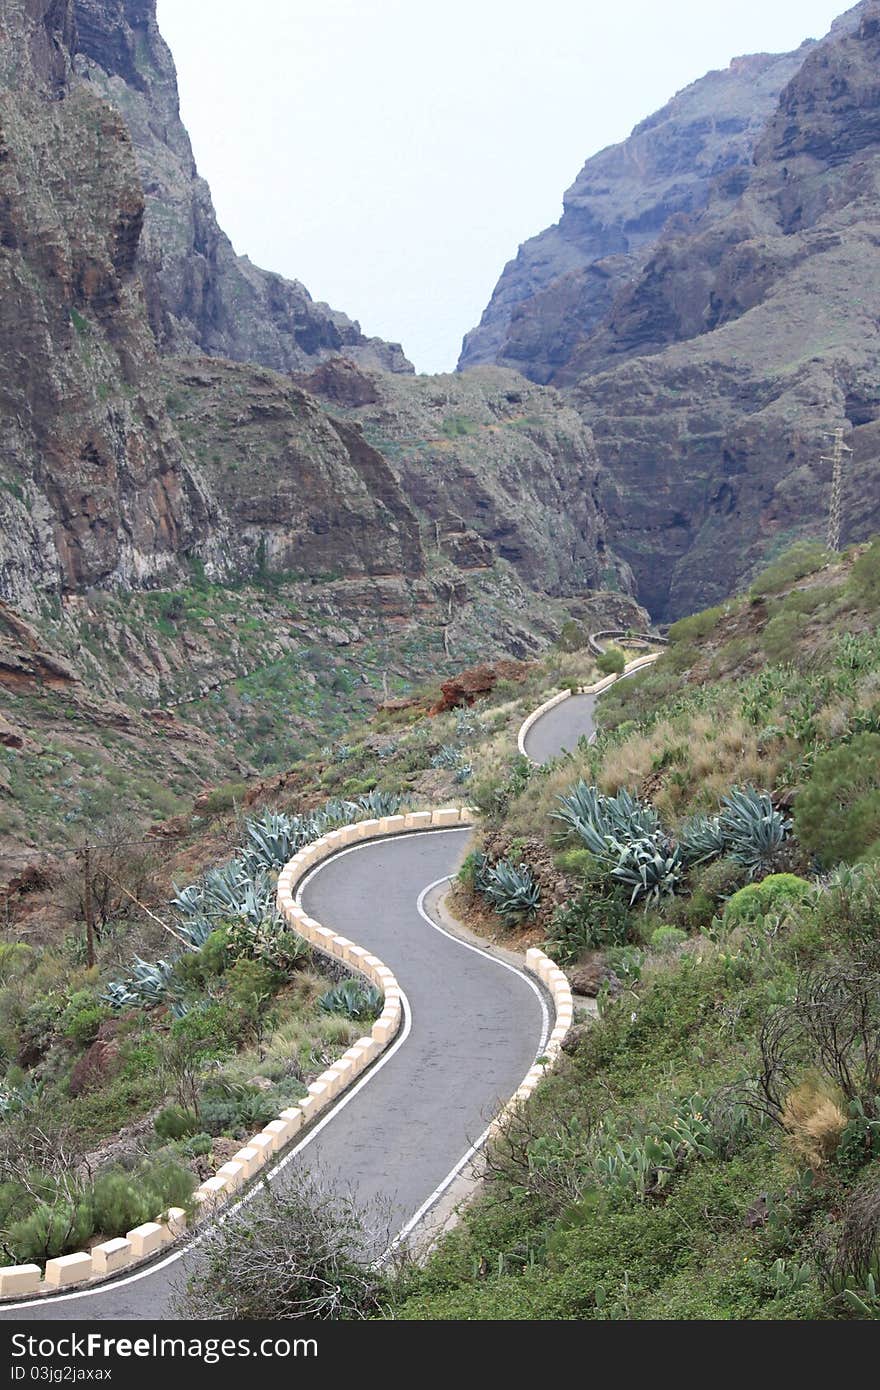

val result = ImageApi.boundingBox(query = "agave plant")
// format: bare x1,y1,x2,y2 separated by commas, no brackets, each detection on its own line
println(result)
318,978,383,1021
480,858,541,922
176,915,214,949
104,955,176,1009
355,790,405,818
551,781,659,853
608,836,682,907
677,814,728,867
431,744,466,770
244,811,297,870
169,882,205,919
718,785,791,878
101,979,141,1010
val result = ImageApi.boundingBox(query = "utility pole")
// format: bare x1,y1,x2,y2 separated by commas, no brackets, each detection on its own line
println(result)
80,846,95,969
821,427,853,552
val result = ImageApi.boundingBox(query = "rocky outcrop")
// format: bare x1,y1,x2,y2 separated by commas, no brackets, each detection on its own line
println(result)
0,0,220,612
298,360,620,597
461,2,880,619
163,358,425,584
0,2,619,624
572,2,880,617
458,42,812,382
71,0,412,375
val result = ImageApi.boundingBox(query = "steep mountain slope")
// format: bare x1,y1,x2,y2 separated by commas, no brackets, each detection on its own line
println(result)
458,43,812,382
72,0,412,374
572,2,880,617
0,0,630,865
460,1,880,620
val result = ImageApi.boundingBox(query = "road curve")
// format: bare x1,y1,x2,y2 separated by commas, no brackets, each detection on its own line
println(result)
522,691,599,764
1,828,547,1321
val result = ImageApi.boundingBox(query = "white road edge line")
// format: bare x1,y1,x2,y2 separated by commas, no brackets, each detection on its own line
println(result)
5,826,550,1309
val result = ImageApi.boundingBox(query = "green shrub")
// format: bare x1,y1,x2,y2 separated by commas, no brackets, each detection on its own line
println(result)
7,1200,94,1263
154,1104,199,1141
91,1157,194,1236
667,605,728,645
199,782,249,816
553,848,604,881
722,873,813,929
545,888,631,965
558,620,587,653
795,733,880,867
848,538,880,608
225,958,281,1012
649,926,687,953
691,856,749,903
60,991,109,1048
597,647,626,676
762,610,810,664
170,1001,242,1054
749,541,831,598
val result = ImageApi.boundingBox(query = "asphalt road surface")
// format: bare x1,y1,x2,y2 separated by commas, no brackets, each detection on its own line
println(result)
1,827,547,1321
523,691,598,763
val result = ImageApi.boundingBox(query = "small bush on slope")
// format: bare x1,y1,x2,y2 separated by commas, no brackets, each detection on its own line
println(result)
794,733,880,867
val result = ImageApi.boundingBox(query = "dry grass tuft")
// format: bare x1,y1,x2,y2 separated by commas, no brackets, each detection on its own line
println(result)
781,1080,848,1170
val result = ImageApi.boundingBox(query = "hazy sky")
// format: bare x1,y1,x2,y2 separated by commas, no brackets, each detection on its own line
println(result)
156,0,849,374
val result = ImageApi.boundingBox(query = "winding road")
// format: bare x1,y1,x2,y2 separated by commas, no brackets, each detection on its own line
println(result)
1,828,547,1320
522,691,599,763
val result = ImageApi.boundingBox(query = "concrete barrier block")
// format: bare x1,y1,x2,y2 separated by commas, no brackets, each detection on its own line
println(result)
372,1016,396,1045
248,1133,275,1162
127,1222,165,1259
197,1175,228,1201
278,1107,303,1137
45,1252,93,1287
327,1060,353,1093
231,1146,259,1180
0,1264,41,1296
162,1207,187,1239
352,1036,379,1063
525,947,545,973
298,1094,319,1123
306,1080,329,1110
264,1117,294,1147
357,818,381,839
404,810,433,830
216,1161,246,1190
91,1238,133,1275
379,814,407,834
431,807,461,827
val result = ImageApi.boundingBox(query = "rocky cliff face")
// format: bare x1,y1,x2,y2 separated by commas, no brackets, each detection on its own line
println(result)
461,2,880,619
71,0,412,374
571,1,880,617
458,43,812,382
296,359,617,598
0,0,219,610
0,0,614,625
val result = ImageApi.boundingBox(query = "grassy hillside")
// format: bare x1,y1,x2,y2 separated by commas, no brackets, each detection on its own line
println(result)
6,538,880,1316
390,538,880,1320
